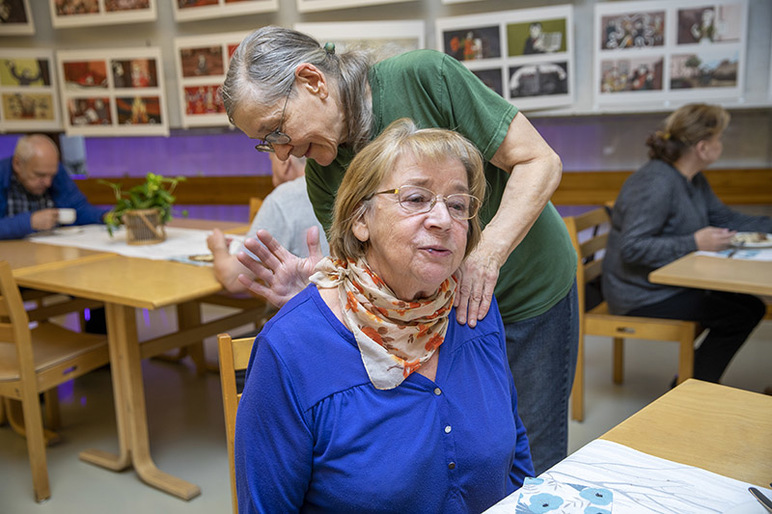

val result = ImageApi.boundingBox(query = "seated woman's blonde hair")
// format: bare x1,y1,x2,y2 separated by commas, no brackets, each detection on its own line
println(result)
328,118,486,262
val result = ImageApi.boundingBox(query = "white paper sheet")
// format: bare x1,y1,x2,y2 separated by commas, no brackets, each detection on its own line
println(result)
28,224,218,262
485,440,771,513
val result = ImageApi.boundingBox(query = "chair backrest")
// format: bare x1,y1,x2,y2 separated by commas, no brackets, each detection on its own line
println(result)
563,207,611,314
0,261,36,386
248,197,263,223
217,332,256,514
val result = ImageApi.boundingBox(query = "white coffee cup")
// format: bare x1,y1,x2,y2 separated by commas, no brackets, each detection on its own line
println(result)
58,208,76,225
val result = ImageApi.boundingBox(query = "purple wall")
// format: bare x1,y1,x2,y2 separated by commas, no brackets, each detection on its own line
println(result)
2,109,766,223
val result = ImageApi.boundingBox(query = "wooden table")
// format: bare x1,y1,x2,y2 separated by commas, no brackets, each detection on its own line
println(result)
601,379,772,488
5,231,266,500
3,239,114,273
649,252,772,297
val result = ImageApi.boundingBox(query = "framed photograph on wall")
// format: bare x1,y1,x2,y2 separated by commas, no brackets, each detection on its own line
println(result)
594,0,748,110
173,31,249,128
171,0,277,23
297,0,412,14
0,48,61,132
0,0,35,36
294,20,425,61
50,0,156,29
57,47,168,136
436,4,574,112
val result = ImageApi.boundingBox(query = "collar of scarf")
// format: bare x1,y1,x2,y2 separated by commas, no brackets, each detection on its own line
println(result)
309,256,456,390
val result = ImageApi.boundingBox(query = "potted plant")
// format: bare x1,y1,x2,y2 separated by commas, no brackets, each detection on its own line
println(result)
101,172,186,245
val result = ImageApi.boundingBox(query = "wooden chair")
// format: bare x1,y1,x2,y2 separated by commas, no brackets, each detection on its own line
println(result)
248,197,263,224
564,208,702,422
217,332,256,514
11,291,103,432
0,261,110,502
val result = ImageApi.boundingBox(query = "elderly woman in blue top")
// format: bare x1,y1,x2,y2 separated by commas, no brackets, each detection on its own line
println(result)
235,119,533,513
0,134,107,240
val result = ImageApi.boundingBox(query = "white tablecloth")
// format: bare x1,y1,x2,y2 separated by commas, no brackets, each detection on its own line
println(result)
485,440,770,513
28,224,220,262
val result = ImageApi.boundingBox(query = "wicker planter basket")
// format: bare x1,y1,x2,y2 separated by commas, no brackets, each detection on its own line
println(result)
124,209,166,245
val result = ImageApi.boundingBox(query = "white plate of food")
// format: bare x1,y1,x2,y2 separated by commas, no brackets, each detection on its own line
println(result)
731,232,772,248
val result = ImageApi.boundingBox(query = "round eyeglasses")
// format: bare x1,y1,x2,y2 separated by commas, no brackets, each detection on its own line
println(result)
369,185,480,221
254,85,292,153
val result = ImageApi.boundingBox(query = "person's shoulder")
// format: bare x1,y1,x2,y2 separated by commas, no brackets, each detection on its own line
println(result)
257,285,370,404
0,157,12,181
628,159,675,184
259,286,350,359
377,49,449,74
270,176,307,197
445,297,504,351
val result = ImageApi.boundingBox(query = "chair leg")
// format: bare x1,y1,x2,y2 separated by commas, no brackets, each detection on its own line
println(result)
612,337,624,384
43,389,61,430
19,388,51,502
570,335,585,422
0,396,6,425
676,328,696,385
4,398,61,446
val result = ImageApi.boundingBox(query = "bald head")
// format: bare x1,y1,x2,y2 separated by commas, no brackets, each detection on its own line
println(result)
269,153,307,188
13,134,60,196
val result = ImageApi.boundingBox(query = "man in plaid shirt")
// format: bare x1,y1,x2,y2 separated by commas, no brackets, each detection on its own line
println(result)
0,134,108,240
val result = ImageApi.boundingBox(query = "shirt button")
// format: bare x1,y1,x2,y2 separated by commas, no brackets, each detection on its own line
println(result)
444,425,452,434
434,387,442,396
448,462,456,470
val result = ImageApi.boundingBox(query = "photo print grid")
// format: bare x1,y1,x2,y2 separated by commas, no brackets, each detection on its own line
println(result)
0,48,61,132
57,47,168,136
173,31,249,128
172,0,277,22
50,0,157,28
436,4,574,113
296,0,408,14
294,20,425,64
594,0,748,110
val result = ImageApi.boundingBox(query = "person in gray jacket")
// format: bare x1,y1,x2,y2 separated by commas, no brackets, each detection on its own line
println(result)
603,103,770,385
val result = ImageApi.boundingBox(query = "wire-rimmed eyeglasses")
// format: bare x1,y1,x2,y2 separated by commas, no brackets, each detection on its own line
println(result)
254,84,293,153
369,185,480,221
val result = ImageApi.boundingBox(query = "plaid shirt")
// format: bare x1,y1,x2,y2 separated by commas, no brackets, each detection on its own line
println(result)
6,172,54,217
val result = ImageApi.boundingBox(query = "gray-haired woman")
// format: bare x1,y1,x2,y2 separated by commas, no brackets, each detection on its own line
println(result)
235,118,533,512
222,25,577,474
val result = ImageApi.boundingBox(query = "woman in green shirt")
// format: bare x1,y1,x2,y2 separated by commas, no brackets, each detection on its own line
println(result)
221,26,577,475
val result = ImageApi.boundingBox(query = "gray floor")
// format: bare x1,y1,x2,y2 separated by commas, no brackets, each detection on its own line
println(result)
1,306,770,513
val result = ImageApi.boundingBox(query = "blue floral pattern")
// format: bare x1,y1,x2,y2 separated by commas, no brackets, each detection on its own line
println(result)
528,493,563,513
580,487,613,505
516,477,615,513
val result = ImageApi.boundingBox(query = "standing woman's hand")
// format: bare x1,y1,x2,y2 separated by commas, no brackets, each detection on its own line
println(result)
453,241,501,327
236,226,324,308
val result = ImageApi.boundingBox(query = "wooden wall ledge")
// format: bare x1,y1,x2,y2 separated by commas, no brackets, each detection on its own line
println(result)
77,175,275,205
552,168,772,205
76,168,772,206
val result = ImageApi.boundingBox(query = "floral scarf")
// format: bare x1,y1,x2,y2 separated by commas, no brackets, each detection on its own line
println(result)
309,256,456,390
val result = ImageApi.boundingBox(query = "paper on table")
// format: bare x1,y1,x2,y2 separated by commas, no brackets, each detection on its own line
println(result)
697,249,772,261
485,439,771,514
28,224,222,262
